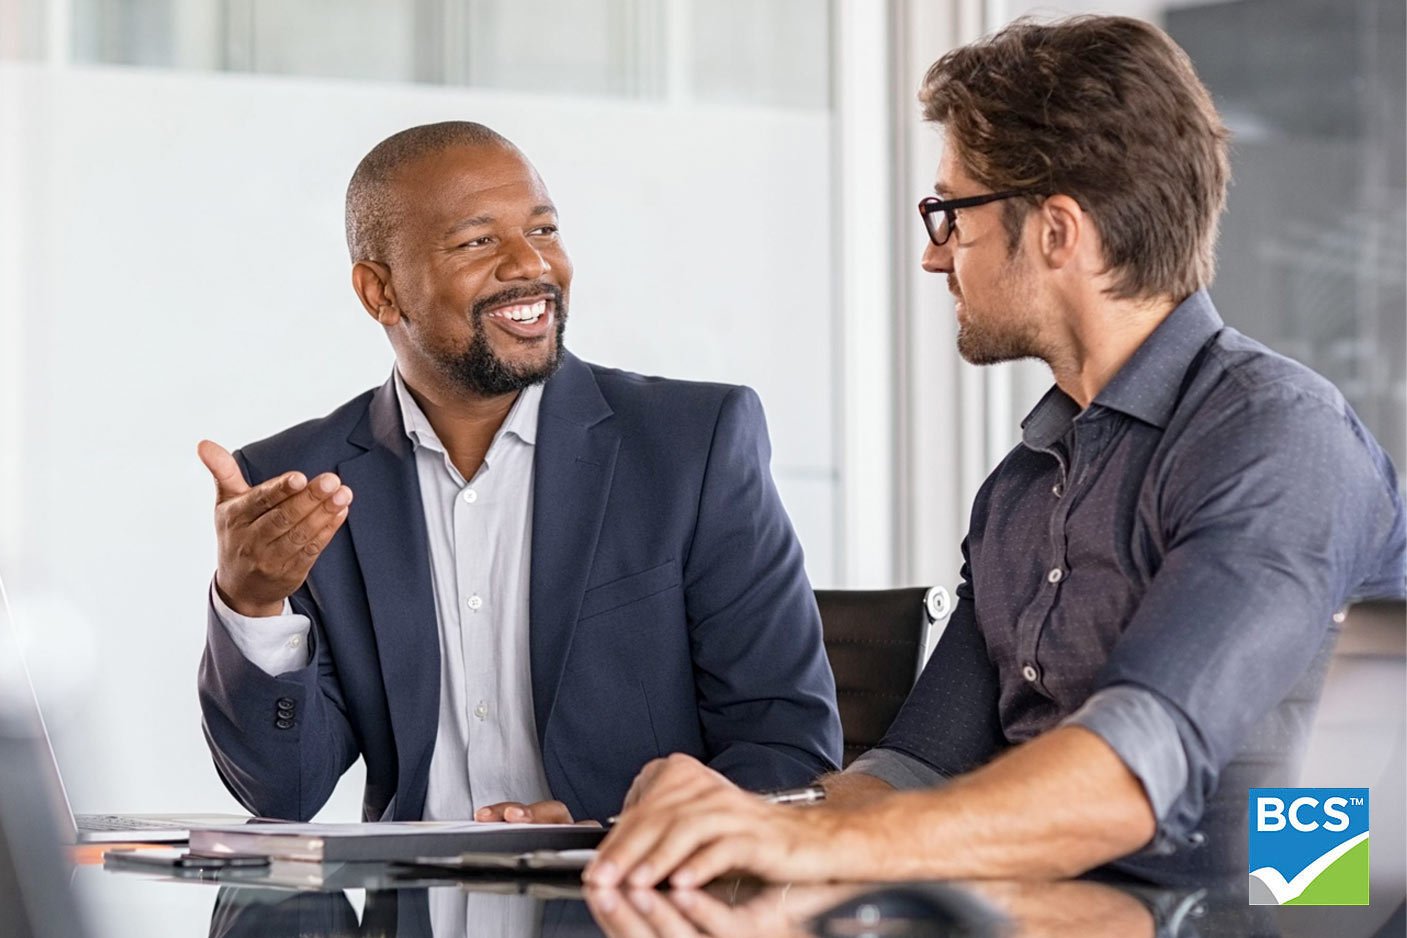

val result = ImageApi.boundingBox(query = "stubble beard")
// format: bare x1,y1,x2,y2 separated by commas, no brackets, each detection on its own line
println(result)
954,251,1044,366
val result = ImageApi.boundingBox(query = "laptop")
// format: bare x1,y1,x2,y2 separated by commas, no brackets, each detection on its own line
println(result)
0,571,247,843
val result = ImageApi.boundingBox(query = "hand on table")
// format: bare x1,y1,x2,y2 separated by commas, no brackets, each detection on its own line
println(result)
198,440,353,618
474,800,578,824
584,754,865,889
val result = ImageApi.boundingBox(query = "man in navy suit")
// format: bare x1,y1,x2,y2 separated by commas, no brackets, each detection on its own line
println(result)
195,121,840,825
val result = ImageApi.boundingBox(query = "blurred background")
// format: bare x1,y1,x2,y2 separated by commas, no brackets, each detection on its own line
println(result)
0,0,1402,911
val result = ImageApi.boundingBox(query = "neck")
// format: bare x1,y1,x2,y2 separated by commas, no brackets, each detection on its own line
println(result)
1045,293,1178,408
400,368,519,479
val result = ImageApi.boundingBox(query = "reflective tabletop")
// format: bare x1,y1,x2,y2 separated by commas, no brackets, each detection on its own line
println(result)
70,859,1405,937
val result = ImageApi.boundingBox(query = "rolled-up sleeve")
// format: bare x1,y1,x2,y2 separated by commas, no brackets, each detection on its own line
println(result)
1062,685,1194,855
1092,390,1403,841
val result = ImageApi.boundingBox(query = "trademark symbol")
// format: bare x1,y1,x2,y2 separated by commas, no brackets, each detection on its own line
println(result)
1350,797,1365,806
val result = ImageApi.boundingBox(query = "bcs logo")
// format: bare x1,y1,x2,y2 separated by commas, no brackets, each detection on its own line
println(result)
1248,788,1369,906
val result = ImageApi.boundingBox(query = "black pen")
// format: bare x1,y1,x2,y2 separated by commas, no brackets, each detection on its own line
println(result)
605,784,826,827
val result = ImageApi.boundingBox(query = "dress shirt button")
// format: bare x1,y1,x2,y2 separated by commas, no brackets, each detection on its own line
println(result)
474,702,488,720
462,489,478,504
287,635,302,649
1046,567,1065,584
1021,664,1039,682
467,594,483,611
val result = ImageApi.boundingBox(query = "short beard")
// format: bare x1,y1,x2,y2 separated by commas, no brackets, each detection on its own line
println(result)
956,317,1042,366
954,249,1043,366
442,284,568,396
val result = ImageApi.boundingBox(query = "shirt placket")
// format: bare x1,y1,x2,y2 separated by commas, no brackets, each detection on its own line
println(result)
454,462,495,809
1015,430,1084,693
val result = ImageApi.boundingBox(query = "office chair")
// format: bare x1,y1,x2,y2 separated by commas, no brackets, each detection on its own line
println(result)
815,586,950,766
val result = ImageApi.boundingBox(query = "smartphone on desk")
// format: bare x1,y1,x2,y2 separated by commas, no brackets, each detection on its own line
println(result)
104,847,270,871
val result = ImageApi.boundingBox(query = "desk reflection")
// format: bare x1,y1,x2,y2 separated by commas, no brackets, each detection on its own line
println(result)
202,875,1287,938
207,883,602,938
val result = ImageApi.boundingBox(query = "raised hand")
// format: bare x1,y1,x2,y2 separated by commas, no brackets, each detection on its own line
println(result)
198,440,353,618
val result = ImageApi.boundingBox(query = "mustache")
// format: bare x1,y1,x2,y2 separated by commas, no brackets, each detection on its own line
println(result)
472,283,565,320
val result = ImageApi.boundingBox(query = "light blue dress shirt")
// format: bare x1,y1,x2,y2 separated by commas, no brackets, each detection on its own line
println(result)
215,369,552,818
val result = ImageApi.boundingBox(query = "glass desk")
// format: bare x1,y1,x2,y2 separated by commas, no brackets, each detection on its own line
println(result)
70,858,1405,938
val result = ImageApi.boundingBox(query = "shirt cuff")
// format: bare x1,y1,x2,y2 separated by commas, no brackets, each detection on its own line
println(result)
1062,685,1189,853
845,748,950,791
210,581,311,677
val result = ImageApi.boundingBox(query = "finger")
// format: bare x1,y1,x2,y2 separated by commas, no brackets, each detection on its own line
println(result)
261,485,354,562
628,887,699,938
586,812,672,887
622,758,670,809
220,472,310,528
585,889,657,938
475,802,528,822
523,800,574,824
668,889,741,936
625,811,732,888
623,762,732,818
277,507,349,574
246,474,347,544
669,839,751,890
198,440,253,501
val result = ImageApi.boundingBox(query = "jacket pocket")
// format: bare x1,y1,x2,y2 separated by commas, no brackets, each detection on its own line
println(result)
577,560,680,622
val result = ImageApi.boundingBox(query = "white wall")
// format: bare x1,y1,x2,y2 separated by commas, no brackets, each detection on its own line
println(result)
0,62,835,819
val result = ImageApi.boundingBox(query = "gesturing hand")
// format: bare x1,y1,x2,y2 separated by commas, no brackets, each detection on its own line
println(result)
198,440,353,619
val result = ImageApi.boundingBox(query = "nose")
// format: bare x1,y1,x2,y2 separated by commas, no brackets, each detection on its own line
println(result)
497,232,550,281
921,238,953,274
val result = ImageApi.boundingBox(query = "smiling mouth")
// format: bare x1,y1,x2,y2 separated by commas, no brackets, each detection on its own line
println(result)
486,298,549,324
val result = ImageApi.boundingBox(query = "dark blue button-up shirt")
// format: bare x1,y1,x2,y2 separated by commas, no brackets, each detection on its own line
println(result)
868,290,1405,885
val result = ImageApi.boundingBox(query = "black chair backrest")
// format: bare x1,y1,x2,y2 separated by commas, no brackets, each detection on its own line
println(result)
816,587,936,767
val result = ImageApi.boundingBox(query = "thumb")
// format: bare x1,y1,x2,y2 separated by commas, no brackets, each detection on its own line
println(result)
197,439,250,501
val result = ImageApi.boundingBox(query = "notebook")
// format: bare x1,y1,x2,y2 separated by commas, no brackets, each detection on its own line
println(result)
189,820,604,863
0,571,246,843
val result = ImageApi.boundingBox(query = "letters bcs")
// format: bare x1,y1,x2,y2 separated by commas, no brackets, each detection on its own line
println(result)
1256,796,1351,833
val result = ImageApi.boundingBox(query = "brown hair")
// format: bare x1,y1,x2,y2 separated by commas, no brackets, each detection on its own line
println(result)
920,15,1230,300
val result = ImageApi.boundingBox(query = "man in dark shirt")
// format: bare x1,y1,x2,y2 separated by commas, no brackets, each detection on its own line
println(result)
584,15,1406,890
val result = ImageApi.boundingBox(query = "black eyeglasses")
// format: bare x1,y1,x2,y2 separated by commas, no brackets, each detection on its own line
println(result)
917,188,1042,246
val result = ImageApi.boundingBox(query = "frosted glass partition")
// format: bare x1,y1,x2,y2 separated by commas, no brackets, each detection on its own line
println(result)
0,63,836,820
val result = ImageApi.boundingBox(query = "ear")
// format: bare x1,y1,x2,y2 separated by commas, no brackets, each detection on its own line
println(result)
351,260,400,326
1035,194,1083,271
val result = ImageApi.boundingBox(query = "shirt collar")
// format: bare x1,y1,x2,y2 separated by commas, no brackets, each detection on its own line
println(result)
1020,289,1224,450
391,367,543,456
1090,289,1224,429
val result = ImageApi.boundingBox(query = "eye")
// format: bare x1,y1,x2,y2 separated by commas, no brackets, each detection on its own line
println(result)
530,225,559,238
456,236,494,249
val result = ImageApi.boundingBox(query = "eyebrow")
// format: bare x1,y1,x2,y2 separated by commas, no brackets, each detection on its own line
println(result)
933,182,954,198
442,204,557,238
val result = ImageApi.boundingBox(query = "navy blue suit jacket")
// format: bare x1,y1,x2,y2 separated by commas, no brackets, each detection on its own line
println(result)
198,353,841,822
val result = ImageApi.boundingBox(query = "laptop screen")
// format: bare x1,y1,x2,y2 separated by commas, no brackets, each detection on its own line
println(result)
0,571,90,938
0,572,80,837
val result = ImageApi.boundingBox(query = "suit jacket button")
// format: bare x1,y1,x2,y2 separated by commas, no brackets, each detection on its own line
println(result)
275,718,294,730
276,697,295,708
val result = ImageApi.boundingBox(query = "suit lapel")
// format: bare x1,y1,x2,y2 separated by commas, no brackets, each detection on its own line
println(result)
530,354,619,745
340,378,439,817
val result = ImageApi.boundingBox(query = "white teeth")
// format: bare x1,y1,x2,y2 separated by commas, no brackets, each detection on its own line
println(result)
493,299,548,323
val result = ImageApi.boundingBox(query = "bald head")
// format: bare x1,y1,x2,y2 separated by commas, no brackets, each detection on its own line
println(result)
344,121,517,263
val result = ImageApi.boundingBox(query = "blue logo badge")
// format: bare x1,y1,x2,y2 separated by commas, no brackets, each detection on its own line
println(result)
1248,788,1369,905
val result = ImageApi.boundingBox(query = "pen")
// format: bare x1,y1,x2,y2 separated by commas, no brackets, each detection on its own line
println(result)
605,784,825,827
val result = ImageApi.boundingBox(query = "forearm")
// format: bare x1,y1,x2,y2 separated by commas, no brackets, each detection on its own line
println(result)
817,770,895,808
839,726,1156,880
